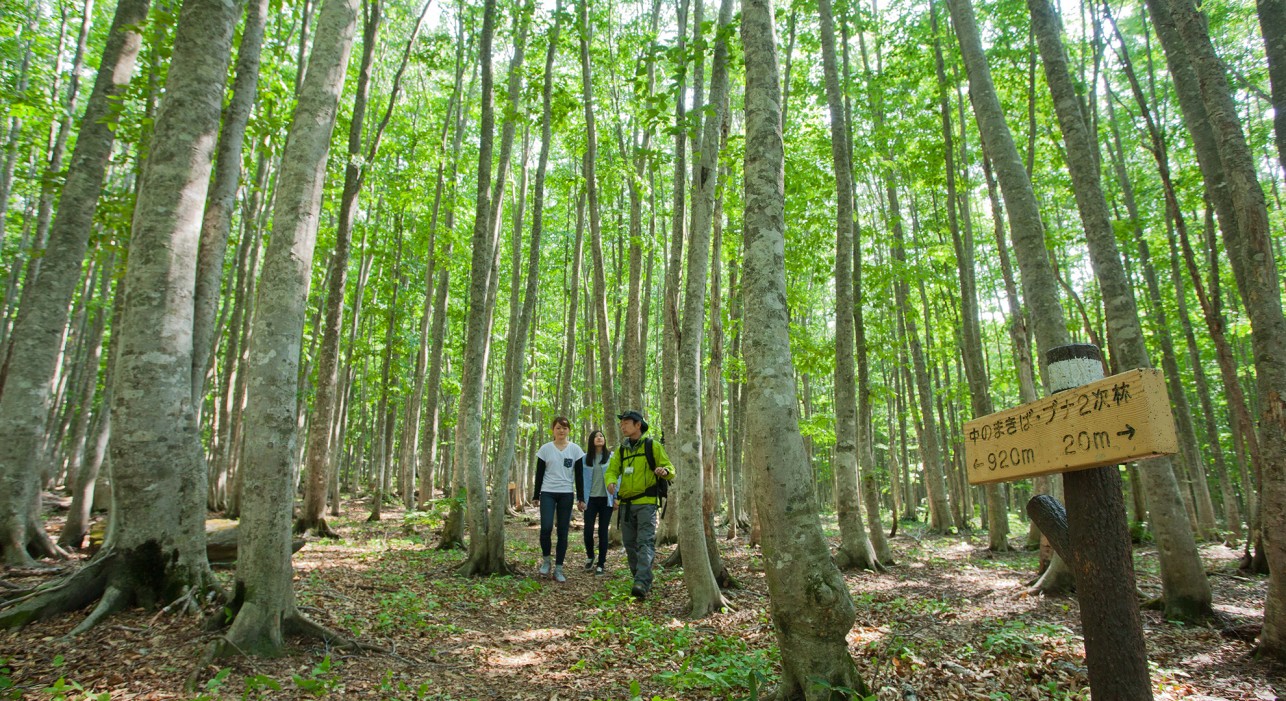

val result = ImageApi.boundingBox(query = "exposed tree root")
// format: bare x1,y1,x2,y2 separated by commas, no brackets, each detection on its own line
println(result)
0,552,111,629
663,546,682,568
70,583,129,636
213,608,387,659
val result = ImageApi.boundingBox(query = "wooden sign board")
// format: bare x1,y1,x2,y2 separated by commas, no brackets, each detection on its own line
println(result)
964,368,1178,485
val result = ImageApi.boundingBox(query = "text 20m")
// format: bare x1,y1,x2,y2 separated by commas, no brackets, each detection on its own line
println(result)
987,447,1036,471
1063,430,1111,454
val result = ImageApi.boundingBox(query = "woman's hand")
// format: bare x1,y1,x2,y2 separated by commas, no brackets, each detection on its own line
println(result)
577,500,586,512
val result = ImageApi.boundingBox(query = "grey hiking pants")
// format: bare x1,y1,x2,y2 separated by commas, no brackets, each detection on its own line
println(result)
620,503,658,592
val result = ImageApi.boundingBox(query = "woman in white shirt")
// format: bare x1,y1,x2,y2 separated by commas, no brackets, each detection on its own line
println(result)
532,416,585,582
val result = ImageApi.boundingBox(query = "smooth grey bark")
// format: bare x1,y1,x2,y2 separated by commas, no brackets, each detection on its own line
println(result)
579,0,618,444
1028,0,1212,624
1156,0,1286,656
58,256,115,549
191,0,268,408
409,13,467,511
454,0,501,575
674,0,733,618
0,0,148,567
1104,93,1218,540
661,0,691,452
931,0,1008,551
555,189,585,414
946,0,1076,595
819,0,878,571
216,0,360,657
741,0,868,695
468,0,534,576
10,0,238,633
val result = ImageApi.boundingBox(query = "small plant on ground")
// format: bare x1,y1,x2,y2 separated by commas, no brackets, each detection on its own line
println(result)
293,654,343,695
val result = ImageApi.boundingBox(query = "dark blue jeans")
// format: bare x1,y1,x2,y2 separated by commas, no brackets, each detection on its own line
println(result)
583,496,613,565
539,492,574,564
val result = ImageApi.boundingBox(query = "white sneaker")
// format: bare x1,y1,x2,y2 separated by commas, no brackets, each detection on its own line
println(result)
554,565,566,583
538,557,551,576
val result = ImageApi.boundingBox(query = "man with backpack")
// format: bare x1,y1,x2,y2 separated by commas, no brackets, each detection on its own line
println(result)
605,410,674,600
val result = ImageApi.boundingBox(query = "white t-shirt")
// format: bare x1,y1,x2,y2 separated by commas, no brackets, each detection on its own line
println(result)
536,441,585,494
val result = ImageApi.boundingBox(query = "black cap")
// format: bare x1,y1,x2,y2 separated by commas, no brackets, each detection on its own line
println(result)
617,410,649,434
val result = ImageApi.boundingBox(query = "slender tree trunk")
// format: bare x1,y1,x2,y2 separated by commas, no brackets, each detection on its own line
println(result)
579,0,618,443
946,0,1077,595
1157,0,1286,656
820,0,878,570
191,0,268,409
0,0,149,567
1028,0,1211,623
674,0,734,618
741,0,869,693
454,0,501,575
217,0,361,656
469,0,535,576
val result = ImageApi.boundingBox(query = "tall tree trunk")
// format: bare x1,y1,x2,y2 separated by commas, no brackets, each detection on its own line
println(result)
191,0,268,408
1258,0,1286,174
1028,0,1212,624
579,0,618,442
454,0,501,575
674,0,734,618
932,0,1008,550
1156,0,1286,657
0,0,149,567
298,0,382,536
946,0,1077,595
1,0,239,634
820,0,878,570
468,0,535,576
1104,94,1218,540
216,0,361,656
741,0,869,693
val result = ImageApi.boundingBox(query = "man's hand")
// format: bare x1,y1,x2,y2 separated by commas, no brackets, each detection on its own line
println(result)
577,500,586,512
607,483,617,496
653,467,668,477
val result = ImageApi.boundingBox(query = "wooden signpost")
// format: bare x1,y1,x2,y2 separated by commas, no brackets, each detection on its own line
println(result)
966,345,1176,701
964,367,1179,486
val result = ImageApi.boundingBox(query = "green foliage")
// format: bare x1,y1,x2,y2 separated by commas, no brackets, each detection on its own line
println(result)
242,673,282,700
293,655,343,696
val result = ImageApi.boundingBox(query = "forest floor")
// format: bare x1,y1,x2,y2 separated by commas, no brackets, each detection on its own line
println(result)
0,498,1281,700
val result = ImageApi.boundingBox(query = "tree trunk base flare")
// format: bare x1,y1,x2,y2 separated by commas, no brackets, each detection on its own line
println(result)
214,606,369,658
292,516,340,539
0,546,221,634
663,546,682,568
1239,534,1270,575
1026,554,1076,596
455,550,517,578
769,638,870,701
834,545,886,573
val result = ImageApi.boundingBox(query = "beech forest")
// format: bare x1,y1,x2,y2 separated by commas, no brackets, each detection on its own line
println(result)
0,0,1283,697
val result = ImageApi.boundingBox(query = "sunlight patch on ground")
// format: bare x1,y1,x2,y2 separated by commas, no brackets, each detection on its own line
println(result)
488,648,546,668
505,627,570,643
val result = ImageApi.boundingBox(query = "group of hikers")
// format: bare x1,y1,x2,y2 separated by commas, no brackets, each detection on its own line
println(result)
530,410,673,600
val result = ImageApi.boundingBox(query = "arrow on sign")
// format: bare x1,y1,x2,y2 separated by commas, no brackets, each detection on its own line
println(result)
1117,425,1136,440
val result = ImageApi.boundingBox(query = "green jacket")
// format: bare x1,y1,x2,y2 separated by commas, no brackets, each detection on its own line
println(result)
604,437,674,505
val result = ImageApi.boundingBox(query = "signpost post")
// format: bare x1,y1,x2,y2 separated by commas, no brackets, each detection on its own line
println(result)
967,345,1174,701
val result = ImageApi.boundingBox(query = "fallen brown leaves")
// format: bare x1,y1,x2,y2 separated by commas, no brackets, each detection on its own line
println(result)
0,501,1280,700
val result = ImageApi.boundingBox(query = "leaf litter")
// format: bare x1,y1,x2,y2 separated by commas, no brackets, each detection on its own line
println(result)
1,500,1280,700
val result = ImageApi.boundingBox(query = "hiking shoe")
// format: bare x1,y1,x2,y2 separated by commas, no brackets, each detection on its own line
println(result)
538,557,552,576
583,558,595,572
554,566,567,583
631,583,647,600
594,565,605,576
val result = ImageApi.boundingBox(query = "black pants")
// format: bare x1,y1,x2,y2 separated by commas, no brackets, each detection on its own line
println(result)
539,492,574,564
583,496,613,565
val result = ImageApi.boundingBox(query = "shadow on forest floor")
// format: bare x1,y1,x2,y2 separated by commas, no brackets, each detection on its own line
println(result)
0,498,1281,700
